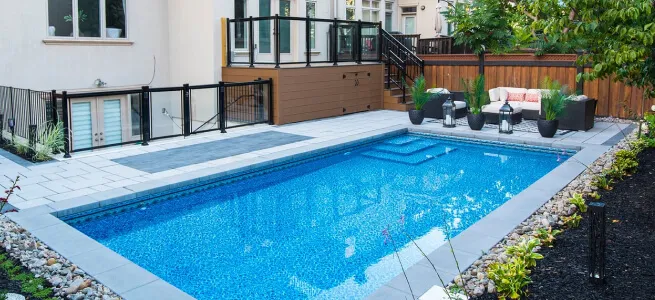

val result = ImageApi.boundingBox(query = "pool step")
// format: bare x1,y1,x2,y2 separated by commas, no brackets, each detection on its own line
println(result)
362,146,458,165
374,139,438,155
382,135,422,146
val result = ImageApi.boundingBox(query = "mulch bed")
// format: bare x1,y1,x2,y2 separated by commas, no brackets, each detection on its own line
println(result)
476,147,655,299
0,138,51,163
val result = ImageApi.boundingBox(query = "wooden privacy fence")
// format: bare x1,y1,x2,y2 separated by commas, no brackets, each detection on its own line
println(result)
420,53,655,118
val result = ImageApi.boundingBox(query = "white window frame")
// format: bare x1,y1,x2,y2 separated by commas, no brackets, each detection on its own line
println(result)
361,0,381,22
45,0,129,40
345,0,356,20
306,0,317,50
234,0,248,49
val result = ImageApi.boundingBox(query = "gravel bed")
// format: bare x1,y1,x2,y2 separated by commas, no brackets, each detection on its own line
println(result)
0,217,121,300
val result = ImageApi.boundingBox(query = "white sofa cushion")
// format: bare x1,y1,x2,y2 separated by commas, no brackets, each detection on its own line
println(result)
499,87,528,102
454,101,467,109
568,95,589,101
521,101,541,112
488,88,501,102
427,88,449,94
482,102,523,114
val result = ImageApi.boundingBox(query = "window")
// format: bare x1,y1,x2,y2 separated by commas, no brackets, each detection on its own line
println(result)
279,0,291,53
362,0,380,22
306,1,316,49
385,1,393,31
403,15,416,34
401,6,417,13
345,0,355,20
259,0,271,53
47,0,127,38
235,0,247,49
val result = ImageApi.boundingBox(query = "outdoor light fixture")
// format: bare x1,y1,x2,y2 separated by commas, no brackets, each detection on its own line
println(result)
442,96,456,128
8,118,15,131
421,5,426,10
589,202,606,285
498,100,513,134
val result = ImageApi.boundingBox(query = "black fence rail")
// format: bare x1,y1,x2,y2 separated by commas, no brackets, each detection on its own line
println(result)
0,86,60,145
391,34,421,53
381,30,425,103
418,37,453,54
51,79,272,157
227,16,382,67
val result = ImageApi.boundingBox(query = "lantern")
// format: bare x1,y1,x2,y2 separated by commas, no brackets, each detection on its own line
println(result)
7,118,15,136
442,96,456,128
498,100,513,134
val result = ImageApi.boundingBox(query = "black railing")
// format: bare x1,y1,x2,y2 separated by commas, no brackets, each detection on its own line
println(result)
418,37,453,54
53,79,272,157
0,86,59,144
391,34,421,53
227,16,382,67
381,30,425,103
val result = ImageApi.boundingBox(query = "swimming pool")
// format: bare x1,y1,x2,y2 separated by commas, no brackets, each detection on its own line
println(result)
70,133,568,299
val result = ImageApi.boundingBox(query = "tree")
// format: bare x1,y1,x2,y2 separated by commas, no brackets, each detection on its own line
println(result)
523,0,655,124
445,0,515,55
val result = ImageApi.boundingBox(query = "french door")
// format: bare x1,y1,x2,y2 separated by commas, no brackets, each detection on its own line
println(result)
70,96,138,151
255,0,292,63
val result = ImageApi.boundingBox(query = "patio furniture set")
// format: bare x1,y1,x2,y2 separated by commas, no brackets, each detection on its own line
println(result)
423,87,598,132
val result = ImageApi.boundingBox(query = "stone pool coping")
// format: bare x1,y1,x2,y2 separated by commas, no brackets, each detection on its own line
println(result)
7,125,611,300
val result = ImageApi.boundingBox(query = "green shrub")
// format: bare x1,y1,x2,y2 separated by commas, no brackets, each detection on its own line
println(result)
461,74,490,114
569,193,588,213
540,77,571,121
613,149,639,175
561,213,582,228
409,75,431,110
534,227,561,248
506,238,544,268
592,173,614,191
488,259,532,300
33,121,64,161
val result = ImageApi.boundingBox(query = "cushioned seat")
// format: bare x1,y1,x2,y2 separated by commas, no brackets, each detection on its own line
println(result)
483,104,523,125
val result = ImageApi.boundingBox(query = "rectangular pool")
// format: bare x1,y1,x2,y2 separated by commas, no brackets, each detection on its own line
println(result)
70,133,568,299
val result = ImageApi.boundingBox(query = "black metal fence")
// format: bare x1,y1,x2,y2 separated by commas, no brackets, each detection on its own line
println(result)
48,79,273,157
227,16,382,67
0,86,60,144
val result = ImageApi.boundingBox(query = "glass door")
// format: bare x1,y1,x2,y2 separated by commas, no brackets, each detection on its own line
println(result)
403,15,416,34
69,96,131,151
279,0,291,54
97,97,124,146
256,0,273,62
70,99,97,151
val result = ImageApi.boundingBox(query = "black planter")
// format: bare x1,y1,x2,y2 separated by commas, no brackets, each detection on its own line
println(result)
409,109,425,125
467,113,486,130
538,119,559,138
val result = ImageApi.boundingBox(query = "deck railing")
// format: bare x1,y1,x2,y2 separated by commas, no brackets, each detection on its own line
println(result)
417,37,453,54
391,34,421,53
48,79,273,157
226,16,382,67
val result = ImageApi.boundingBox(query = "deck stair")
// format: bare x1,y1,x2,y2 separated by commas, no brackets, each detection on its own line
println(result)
380,29,424,112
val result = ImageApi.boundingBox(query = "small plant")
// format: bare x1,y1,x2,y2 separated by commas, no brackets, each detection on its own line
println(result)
409,75,431,111
488,259,532,300
505,238,544,268
561,213,582,228
461,75,489,114
1,176,20,214
64,9,87,23
0,253,55,300
534,227,561,247
568,193,588,213
11,139,31,156
540,77,571,121
592,173,614,191
33,121,64,161
588,192,601,200
613,149,639,175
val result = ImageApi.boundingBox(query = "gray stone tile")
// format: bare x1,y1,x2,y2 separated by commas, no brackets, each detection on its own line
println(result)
46,188,96,202
448,228,504,255
69,247,131,276
386,262,456,297
366,285,414,300
47,196,100,217
94,263,159,294
121,279,195,300
105,179,139,188
31,223,104,257
40,179,74,193
14,184,58,200
112,131,312,173
9,212,61,232
11,198,53,210
91,188,136,207
422,246,480,278
101,165,149,178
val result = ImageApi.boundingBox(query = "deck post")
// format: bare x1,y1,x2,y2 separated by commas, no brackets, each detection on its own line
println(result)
377,21,383,62
305,17,311,67
219,82,227,133
226,19,232,67
249,16,255,68
356,20,362,64
267,78,274,125
275,14,281,68
141,86,150,146
332,18,338,66
182,84,191,137
61,91,71,158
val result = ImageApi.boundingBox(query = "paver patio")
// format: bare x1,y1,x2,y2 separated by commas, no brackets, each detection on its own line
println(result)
0,110,631,211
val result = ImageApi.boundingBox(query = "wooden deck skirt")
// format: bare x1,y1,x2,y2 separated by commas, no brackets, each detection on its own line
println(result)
222,63,384,125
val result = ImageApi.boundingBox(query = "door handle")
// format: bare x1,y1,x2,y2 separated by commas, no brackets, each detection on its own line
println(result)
95,138,99,142
95,133,98,136
100,138,104,141
100,132,103,135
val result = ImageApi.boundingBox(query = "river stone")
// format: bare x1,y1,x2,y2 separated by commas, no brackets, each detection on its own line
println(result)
5,294,26,300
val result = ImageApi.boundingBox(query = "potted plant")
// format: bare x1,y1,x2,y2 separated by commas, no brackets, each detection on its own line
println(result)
538,78,570,138
462,74,489,130
408,75,431,125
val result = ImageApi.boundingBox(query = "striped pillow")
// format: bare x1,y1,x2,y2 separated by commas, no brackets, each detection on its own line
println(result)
507,92,525,102
525,92,541,103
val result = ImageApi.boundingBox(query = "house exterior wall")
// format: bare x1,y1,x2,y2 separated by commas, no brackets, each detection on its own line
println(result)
396,0,446,38
0,0,172,91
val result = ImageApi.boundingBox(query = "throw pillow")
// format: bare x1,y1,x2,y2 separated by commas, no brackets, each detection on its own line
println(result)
507,92,525,102
525,92,541,103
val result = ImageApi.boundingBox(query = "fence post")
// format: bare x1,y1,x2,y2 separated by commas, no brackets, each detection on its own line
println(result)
305,17,311,67
589,202,606,285
332,18,338,66
0,113,4,145
183,84,191,136
356,20,362,64
219,82,227,133
50,90,58,123
61,91,71,158
226,18,232,67
141,86,150,146
275,14,281,68
377,21,383,62
9,87,14,139
249,16,255,68
479,52,485,75
268,78,274,125
576,51,585,95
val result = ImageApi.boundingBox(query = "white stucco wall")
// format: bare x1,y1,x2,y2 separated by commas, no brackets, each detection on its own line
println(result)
396,0,444,38
0,0,171,91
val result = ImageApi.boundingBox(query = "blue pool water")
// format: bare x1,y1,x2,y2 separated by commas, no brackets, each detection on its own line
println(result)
72,134,568,300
